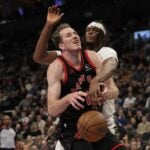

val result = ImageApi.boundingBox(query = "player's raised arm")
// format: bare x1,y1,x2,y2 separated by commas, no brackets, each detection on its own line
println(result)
33,5,63,65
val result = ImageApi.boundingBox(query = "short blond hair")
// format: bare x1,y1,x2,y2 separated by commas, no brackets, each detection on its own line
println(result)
52,23,71,49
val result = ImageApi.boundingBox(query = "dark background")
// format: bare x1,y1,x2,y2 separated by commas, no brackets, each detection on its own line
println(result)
0,0,150,54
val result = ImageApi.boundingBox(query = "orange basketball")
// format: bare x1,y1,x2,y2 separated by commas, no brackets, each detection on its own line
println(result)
77,110,107,142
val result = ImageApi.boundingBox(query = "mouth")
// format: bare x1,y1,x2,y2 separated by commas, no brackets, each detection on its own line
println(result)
86,36,94,42
73,40,80,44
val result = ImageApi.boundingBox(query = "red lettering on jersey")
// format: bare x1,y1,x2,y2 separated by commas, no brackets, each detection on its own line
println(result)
71,88,76,92
78,75,85,85
86,75,92,82
76,82,81,90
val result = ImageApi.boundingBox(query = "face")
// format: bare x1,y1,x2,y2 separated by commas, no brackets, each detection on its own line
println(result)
30,145,38,150
59,27,81,51
3,115,11,126
130,141,137,150
85,26,100,44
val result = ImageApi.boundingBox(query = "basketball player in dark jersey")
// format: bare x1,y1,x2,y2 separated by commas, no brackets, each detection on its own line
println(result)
46,22,121,150
33,5,119,135
34,5,125,150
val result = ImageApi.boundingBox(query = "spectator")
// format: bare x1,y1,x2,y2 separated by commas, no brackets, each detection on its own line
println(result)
136,116,150,135
0,115,16,150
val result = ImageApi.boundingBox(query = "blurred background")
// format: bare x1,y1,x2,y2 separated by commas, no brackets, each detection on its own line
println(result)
0,0,150,52
0,0,150,150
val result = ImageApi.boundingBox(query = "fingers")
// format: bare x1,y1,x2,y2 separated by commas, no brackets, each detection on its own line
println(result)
99,83,105,92
76,95,85,102
48,5,62,15
88,90,101,106
77,91,88,97
71,102,81,110
56,7,60,15
99,83,108,94
71,98,84,110
70,91,87,110
96,89,102,97
75,132,82,139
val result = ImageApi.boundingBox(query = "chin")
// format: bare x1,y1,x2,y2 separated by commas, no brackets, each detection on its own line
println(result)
87,40,94,44
75,45,81,50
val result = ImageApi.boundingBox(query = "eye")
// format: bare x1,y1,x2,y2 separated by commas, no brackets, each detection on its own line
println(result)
93,28,99,32
66,32,72,37
86,28,90,32
74,31,78,35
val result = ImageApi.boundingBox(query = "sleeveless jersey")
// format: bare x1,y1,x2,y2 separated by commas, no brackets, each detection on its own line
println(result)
57,50,96,135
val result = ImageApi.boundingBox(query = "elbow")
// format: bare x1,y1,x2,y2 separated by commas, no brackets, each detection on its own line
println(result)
33,53,40,64
106,87,119,100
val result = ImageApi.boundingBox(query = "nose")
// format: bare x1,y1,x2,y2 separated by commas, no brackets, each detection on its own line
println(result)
73,34,79,39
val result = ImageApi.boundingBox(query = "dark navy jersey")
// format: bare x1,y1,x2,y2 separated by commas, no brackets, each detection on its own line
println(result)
56,50,96,136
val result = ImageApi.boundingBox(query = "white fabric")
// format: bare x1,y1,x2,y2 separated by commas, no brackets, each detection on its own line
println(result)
123,96,136,108
102,99,116,117
87,22,106,35
47,50,61,56
56,51,61,56
0,128,16,148
107,116,116,135
55,140,64,150
98,47,118,134
97,47,118,62
102,99,116,135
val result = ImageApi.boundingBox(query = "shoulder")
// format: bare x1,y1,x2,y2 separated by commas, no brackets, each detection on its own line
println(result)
47,57,64,79
84,50,102,61
84,50,102,71
85,50,101,59
97,47,118,61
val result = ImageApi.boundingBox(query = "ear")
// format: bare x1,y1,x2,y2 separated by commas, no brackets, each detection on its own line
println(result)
59,43,65,50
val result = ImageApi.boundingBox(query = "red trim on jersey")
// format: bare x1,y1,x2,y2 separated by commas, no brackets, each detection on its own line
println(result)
61,52,84,72
57,58,68,85
111,144,125,150
84,50,96,71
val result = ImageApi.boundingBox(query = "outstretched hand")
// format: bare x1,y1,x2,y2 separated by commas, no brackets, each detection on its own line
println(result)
47,5,64,25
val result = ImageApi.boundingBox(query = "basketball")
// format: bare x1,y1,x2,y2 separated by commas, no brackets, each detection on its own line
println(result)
77,110,107,142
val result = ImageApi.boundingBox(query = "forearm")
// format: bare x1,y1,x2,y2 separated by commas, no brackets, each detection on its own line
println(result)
48,96,70,117
95,57,118,82
106,86,119,99
104,78,119,99
33,22,54,63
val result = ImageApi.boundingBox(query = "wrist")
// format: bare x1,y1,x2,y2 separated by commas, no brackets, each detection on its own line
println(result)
45,21,55,28
62,96,69,105
93,77,99,83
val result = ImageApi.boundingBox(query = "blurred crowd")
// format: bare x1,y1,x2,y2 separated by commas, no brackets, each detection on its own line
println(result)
0,31,150,150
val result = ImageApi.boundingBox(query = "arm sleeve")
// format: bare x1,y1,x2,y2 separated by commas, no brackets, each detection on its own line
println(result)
97,47,118,61
56,51,61,56
47,50,61,56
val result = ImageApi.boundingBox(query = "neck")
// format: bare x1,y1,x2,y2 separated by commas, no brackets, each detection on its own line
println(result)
62,50,81,66
85,42,101,52
3,124,10,129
